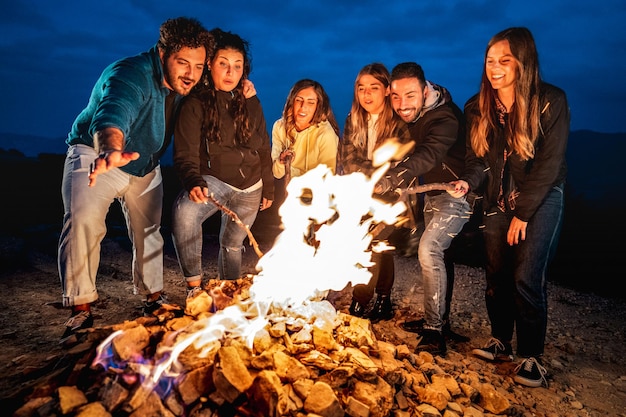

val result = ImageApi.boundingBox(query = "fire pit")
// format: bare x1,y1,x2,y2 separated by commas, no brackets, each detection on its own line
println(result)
11,150,515,416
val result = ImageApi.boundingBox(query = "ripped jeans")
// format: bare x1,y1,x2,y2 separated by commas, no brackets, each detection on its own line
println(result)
419,192,472,331
171,176,263,281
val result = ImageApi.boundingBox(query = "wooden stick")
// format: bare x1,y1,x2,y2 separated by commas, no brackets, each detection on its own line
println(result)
397,182,455,197
370,182,456,240
207,194,264,258
284,157,292,186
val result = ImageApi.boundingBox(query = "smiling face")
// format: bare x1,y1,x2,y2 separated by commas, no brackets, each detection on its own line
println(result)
356,74,388,115
293,86,318,131
486,39,519,95
390,77,427,123
161,46,207,96
208,47,245,92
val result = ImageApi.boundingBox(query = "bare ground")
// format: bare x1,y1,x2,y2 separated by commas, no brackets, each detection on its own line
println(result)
0,214,625,416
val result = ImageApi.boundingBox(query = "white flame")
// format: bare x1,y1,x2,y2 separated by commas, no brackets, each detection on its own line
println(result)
252,163,406,306
93,141,409,390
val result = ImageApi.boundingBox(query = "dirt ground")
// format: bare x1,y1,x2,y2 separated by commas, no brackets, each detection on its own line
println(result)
1,210,625,416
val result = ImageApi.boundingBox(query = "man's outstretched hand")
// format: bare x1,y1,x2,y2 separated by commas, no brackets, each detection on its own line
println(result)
88,150,140,187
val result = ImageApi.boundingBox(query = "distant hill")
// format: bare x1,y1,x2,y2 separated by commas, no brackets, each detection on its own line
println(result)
566,130,624,202
1,130,623,202
0,132,67,157
0,132,176,166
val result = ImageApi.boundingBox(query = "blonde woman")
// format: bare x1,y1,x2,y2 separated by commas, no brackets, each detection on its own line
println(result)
338,62,410,321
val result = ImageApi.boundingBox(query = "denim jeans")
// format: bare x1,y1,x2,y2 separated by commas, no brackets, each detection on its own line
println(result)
171,175,263,281
419,192,472,331
59,145,164,306
482,184,564,357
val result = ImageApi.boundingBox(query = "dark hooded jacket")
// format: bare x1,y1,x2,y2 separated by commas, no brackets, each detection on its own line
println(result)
383,82,466,195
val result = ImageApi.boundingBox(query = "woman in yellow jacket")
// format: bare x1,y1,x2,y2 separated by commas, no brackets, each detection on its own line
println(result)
271,79,340,186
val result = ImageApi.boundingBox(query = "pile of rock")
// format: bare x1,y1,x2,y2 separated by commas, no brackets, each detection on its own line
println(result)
11,276,587,417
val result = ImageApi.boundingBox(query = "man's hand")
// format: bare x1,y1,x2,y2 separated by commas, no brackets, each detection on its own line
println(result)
88,150,140,187
447,180,469,198
374,177,393,195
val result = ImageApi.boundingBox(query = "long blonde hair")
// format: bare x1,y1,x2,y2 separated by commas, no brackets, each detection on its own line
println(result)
471,27,541,160
346,63,400,149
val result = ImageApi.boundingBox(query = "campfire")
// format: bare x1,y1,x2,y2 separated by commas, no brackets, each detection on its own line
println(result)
12,141,514,416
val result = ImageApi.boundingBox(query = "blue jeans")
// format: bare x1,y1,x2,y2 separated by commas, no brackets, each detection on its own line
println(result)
482,185,564,357
419,192,472,331
171,175,263,281
59,145,164,306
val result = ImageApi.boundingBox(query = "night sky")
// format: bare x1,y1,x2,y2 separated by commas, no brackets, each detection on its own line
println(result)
2,0,625,143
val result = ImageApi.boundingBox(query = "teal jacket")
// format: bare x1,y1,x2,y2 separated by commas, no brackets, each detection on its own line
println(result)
66,45,174,177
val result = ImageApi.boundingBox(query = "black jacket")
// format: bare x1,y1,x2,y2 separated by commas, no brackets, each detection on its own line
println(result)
462,82,569,222
174,91,274,201
384,83,466,195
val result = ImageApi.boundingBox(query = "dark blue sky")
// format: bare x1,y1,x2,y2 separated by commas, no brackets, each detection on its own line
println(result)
2,0,625,141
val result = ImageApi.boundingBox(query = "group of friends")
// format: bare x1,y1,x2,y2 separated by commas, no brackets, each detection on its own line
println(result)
57,17,570,390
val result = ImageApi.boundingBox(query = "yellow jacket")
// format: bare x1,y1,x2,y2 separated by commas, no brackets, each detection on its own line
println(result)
271,119,339,179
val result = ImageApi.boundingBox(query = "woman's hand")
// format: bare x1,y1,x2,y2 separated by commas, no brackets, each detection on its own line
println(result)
279,149,295,164
188,186,209,204
259,197,273,211
507,216,528,245
243,79,257,98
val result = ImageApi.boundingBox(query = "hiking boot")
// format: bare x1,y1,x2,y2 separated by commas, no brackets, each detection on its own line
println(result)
143,293,168,316
514,357,548,387
415,329,447,356
472,337,514,362
366,294,393,322
349,298,367,317
59,310,93,347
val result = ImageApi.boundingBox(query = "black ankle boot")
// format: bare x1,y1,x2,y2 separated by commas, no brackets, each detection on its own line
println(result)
443,321,470,343
349,298,366,317
366,294,393,322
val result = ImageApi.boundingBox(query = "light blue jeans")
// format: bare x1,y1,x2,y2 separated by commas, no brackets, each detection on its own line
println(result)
59,144,164,307
419,192,472,331
171,175,263,281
